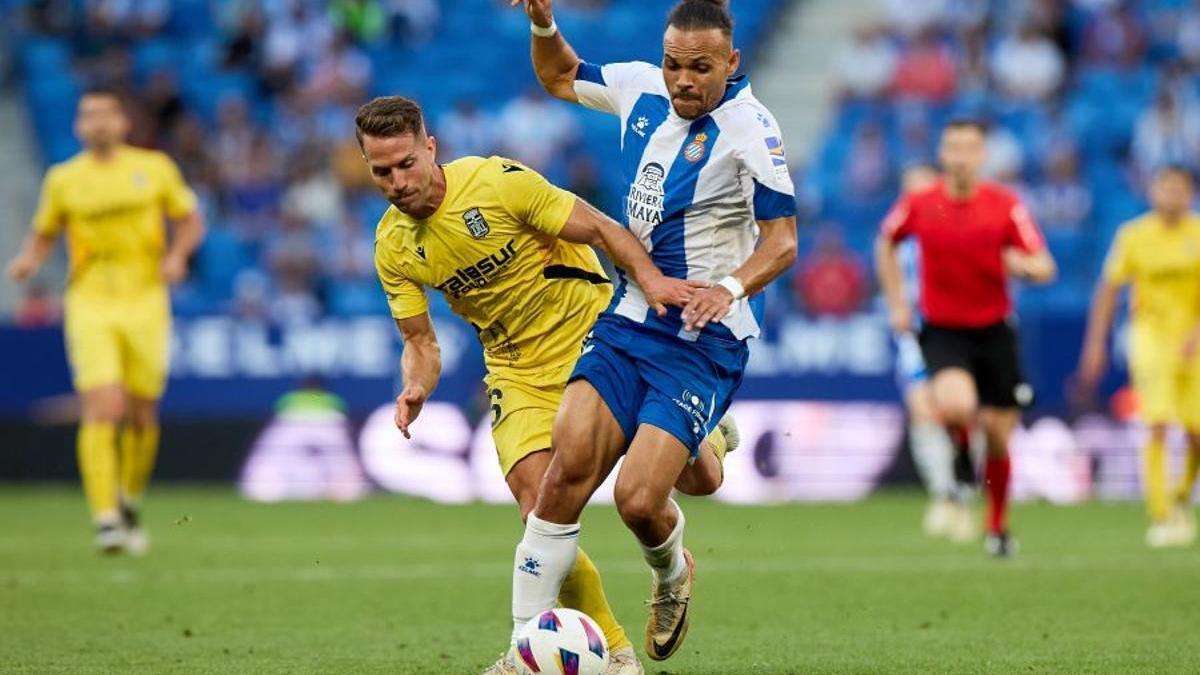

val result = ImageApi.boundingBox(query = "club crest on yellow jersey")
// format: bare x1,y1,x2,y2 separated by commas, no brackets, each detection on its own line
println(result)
463,207,490,239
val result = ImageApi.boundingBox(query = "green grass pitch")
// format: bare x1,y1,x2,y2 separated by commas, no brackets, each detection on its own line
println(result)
2,487,1198,674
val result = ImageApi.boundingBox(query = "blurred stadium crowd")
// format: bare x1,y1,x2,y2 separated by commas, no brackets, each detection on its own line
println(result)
3,0,1199,326
809,0,1200,317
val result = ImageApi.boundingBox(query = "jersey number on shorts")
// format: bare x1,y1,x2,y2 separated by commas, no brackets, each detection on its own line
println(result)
488,387,503,427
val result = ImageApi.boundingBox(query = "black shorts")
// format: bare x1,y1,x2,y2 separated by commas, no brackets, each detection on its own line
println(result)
919,321,1032,409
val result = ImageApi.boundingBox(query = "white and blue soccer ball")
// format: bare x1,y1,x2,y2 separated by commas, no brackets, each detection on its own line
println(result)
514,608,609,675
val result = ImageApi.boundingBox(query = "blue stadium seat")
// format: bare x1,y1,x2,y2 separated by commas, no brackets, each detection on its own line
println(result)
19,38,71,78
132,39,182,83
328,281,387,317
196,225,249,301
180,71,259,124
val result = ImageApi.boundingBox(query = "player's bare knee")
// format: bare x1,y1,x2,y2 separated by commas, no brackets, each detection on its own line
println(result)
698,470,724,496
939,401,975,428
513,483,540,522
1149,424,1169,444
544,450,596,491
550,418,594,458
511,464,545,521
518,499,537,523
83,388,125,423
126,400,158,429
932,371,977,424
536,458,594,520
614,483,663,529
506,451,551,522
676,462,720,497
905,386,937,425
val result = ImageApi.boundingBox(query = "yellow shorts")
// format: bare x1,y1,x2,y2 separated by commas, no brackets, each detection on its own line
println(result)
1130,353,1200,431
485,363,575,477
63,288,171,399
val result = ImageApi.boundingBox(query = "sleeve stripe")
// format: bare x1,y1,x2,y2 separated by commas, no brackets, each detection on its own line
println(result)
752,180,797,221
576,62,605,85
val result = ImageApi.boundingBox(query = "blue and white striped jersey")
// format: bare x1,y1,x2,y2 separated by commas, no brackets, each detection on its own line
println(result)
893,238,927,388
898,238,922,310
573,61,797,343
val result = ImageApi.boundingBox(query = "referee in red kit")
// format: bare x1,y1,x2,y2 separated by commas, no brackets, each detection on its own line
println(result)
876,119,1057,558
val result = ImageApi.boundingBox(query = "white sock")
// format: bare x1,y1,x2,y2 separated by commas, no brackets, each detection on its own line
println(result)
910,422,955,500
511,513,580,642
639,499,687,585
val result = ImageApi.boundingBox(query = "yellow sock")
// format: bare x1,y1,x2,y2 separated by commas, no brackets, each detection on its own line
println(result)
78,422,119,522
1175,444,1200,505
705,425,728,463
119,423,160,504
558,548,631,652
1144,437,1170,522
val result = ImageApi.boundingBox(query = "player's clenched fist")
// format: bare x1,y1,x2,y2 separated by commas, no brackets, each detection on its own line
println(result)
511,0,554,28
394,384,429,440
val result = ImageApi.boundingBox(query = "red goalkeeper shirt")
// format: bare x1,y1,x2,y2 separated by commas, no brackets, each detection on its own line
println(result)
882,181,1045,328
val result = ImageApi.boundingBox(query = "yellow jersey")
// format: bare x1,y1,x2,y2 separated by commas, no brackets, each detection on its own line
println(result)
1103,212,1200,345
32,145,197,299
374,156,612,384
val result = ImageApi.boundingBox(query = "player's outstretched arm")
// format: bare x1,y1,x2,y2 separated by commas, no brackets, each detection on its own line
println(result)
1078,280,1120,391
163,210,206,285
875,233,913,334
6,233,56,283
10,167,65,282
558,198,706,316
513,0,582,102
683,216,798,331
1003,247,1057,284
1003,200,1056,284
394,313,441,439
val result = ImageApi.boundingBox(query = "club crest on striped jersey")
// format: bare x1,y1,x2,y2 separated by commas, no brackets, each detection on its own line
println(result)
684,132,708,163
463,207,490,239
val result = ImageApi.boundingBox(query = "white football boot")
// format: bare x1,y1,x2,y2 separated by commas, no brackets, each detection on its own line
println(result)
121,502,149,556
94,521,126,555
1145,521,1177,549
948,501,981,543
922,498,954,538
1171,506,1196,546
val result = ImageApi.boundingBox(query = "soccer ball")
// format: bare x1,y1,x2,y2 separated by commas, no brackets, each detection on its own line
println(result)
514,608,609,675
